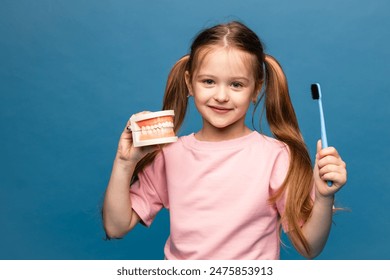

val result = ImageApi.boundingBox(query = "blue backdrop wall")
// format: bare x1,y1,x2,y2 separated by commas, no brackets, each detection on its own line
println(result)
1,0,389,260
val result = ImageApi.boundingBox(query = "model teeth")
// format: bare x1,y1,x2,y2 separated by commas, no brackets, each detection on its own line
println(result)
140,122,174,135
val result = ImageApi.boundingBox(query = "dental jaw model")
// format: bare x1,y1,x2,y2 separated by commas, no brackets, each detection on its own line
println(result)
129,110,178,147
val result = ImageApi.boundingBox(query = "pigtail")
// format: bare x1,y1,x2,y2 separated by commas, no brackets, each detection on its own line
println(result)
264,54,314,255
162,55,190,133
131,55,190,183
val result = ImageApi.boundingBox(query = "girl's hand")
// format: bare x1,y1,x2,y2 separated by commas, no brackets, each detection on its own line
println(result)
313,140,347,198
116,112,159,165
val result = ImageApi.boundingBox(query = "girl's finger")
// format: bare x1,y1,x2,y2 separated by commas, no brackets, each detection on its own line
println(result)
317,155,345,169
126,124,132,133
318,146,340,159
123,119,132,133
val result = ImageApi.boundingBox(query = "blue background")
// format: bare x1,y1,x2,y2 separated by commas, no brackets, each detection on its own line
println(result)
1,0,389,260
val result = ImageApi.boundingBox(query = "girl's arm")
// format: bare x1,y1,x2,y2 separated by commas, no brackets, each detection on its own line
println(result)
291,140,347,259
103,157,140,238
103,117,158,238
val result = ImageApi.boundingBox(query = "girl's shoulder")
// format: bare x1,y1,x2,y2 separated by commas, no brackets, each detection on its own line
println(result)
255,132,288,149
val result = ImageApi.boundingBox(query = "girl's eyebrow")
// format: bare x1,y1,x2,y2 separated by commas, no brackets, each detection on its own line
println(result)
197,74,250,82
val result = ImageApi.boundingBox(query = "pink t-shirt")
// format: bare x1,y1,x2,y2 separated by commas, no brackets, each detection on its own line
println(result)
130,131,290,259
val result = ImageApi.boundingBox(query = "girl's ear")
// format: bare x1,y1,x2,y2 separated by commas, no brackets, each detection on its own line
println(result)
252,91,259,104
184,71,193,96
252,81,263,103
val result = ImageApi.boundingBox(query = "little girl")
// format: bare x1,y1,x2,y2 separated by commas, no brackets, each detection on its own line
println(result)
103,21,347,260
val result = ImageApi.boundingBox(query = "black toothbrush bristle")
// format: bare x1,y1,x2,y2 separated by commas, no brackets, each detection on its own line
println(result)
311,84,320,100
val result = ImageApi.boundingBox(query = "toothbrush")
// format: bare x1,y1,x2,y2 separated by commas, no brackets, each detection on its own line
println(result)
311,83,333,187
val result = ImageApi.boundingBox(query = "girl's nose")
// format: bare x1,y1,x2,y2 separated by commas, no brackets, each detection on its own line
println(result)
214,86,229,102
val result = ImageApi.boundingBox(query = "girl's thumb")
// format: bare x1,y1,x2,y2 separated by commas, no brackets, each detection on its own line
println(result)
316,139,322,154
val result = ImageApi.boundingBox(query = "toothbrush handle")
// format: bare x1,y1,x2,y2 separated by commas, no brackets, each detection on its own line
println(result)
319,99,328,148
318,100,333,187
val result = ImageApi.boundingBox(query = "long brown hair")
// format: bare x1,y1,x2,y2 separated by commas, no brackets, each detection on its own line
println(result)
132,21,314,255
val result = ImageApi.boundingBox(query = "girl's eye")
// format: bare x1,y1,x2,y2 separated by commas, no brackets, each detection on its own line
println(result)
231,82,243,88
203,79,215,85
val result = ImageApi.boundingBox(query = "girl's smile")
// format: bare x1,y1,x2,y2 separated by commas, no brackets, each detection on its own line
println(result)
208,105,233,114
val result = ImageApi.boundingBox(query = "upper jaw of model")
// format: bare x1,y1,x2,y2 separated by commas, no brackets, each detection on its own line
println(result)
130,110,178,147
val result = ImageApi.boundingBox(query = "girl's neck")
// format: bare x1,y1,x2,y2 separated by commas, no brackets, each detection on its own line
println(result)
194,125,252,142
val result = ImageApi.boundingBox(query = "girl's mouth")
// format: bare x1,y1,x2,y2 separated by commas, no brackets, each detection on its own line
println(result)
209,105,232,114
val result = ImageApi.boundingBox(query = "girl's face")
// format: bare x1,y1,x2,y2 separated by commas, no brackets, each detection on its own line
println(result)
186,47,258,140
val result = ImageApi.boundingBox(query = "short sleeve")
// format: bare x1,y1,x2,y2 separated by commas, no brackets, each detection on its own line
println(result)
130,154,169,227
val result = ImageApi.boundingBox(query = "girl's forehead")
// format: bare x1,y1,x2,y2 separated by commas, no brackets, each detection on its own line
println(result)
195,47,255,76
